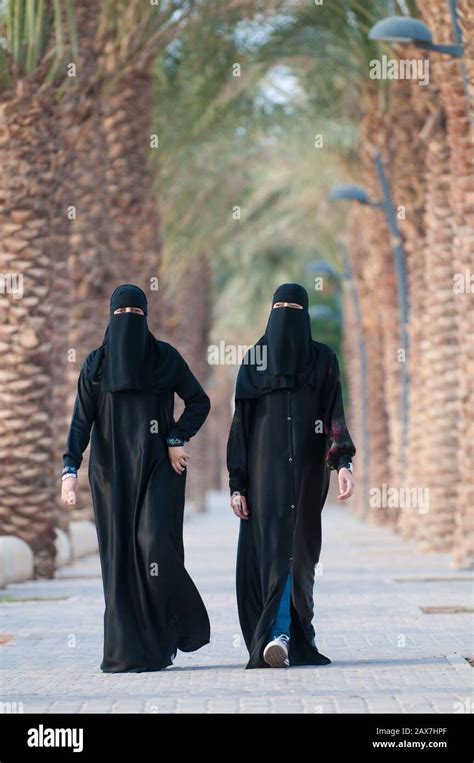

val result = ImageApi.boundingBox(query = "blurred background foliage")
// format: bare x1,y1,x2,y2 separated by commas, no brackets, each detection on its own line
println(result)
152,1,397,347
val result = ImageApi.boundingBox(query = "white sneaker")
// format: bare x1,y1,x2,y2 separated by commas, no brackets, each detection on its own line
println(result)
263,634,290,668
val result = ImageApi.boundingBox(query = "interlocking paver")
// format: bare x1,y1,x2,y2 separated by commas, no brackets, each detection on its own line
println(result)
1,492,472,713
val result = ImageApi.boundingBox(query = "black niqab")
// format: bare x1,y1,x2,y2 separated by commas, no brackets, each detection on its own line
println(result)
86,285,184,395
236,283,317,399
100,284,154,393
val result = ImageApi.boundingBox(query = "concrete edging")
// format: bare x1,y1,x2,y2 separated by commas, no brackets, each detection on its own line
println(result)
0,535,34,586
69,520,99,559
0,521,99,588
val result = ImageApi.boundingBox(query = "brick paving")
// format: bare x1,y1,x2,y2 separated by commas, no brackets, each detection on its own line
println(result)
1,492,472,713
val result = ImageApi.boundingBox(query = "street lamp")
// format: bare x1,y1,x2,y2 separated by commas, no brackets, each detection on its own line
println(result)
329,149,410,478
328,186,377,207
369,6,471,124
368,16,463,58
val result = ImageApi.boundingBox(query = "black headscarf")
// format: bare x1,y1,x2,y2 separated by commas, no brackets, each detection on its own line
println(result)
100,284,155,393
85,284,186,394
235,283,317,400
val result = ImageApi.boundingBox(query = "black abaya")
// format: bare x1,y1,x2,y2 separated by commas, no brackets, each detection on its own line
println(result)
227,341,356,669
64,342,211,673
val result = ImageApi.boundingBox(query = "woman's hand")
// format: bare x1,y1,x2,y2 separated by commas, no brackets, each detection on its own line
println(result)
231,492,249,520
168,446,190,475
61,476,79,506
337,468,354,500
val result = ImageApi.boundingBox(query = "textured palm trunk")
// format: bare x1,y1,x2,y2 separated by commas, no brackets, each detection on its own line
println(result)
394,76,433,544
61,0,114,523
453,0,474,568
343,207,369,519
102,71,162,290
383,64,432,536
415,119,459,553
364,105,417,526
207,364,235,493
0,82,66,577
356,113,396,525
161,252,213,513
47,118,70,537
410,2,473,564
62,9,162,523
395,84,460,551
417,0,473,563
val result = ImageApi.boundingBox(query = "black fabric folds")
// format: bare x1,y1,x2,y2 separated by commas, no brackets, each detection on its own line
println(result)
63,286,211,672
227,287,356,669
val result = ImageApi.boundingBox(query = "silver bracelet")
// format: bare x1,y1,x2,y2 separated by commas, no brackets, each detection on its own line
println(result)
61,472,78,481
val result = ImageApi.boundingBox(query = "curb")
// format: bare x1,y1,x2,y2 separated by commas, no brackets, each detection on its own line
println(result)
0,536,34,586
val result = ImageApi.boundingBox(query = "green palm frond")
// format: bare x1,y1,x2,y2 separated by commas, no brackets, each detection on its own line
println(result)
0,0,77,84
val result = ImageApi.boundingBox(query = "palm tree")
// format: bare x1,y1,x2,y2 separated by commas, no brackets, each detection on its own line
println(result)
0,1,77,576
414,0,472,561
452,0,474,568
58,0,118,523
347,112,394,525
373,61,432,530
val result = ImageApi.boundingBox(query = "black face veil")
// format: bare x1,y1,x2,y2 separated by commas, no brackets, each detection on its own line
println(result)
101,284,155,393
265,283,313,376
235,283,317,400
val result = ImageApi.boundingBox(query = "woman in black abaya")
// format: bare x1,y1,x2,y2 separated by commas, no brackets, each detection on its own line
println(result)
61,284,211,673
227,283,356,669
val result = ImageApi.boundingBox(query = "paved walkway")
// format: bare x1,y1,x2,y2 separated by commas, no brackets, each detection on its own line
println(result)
1,492,472,713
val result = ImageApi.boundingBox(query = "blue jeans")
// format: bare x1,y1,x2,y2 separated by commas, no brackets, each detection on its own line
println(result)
269,572,291,640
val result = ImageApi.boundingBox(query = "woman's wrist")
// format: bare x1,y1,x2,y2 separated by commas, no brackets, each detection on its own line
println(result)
337,462,353,473
167,436,185,447
62,465,78,480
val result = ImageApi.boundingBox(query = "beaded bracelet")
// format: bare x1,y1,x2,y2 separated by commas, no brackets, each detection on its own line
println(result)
166,436,185,447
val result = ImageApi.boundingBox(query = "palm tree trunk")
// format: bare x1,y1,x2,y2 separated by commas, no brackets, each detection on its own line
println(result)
383,63,432,538
416,0,472,560
453,0,474,568
102,71,162,289
356,112,395,525
61,0,114,523
344,206,371,519
161,252,213,513
0,81,65,577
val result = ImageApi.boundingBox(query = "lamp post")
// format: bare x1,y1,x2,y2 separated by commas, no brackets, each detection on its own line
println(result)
306,257,370,515
369,15,463,57
329,148,410,478
368,9,472,126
